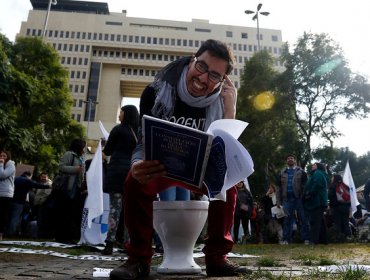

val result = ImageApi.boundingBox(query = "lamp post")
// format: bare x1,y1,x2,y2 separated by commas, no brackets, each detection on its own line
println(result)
83,99,99,140
245,3,270,51
42,0,57,39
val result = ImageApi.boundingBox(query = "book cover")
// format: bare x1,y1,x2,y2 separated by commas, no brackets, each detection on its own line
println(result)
143,115,213,188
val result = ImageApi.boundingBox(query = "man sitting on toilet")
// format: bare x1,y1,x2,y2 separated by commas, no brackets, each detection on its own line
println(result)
109,39,251,280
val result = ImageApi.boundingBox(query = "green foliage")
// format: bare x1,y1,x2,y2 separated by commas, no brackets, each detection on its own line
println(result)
0,34,84,174
237,50,303,195
279,32,370,167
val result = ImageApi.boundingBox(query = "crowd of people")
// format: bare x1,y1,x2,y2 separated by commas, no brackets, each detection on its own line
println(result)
1,39,369,280
233,155,369,246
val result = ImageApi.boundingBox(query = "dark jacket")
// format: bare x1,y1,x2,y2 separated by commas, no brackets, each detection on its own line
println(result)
13,175,50,204
303,169,329,210
103,123,137,193
276,166,307,205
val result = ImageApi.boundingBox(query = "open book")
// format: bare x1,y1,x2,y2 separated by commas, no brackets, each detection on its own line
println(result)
143,115,254,201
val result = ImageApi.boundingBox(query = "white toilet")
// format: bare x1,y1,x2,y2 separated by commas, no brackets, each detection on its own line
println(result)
153,200,209,274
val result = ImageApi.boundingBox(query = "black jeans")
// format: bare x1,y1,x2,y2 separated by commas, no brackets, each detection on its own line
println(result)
306,206,328,244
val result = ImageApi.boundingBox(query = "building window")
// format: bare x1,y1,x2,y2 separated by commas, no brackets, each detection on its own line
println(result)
129,35,133,43
74,44,79,52
153,37,157,44
72,57,77,64
110,34,115,41
84,58,88,65
74,84,79,92
67,57,71,64
26,29,31,35
98,33,103,40
272,35,278,42
86,45,90,52
241,33,248,39
71,31,75,39
80,45,84,52
104,33,108,41
226,31,233,38
60,31,64,38
66,31,69,38
82,32,86,39
147,37,151,44
80,85,85,93
195,28,211,33
77,32,80,39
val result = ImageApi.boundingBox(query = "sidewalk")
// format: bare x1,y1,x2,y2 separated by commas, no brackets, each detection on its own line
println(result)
0,241,311,279
0,254,306,280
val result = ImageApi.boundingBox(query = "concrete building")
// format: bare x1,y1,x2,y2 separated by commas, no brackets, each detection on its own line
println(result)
18,0,283,141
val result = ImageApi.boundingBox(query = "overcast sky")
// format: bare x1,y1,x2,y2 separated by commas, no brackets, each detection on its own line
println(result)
1,0,369,156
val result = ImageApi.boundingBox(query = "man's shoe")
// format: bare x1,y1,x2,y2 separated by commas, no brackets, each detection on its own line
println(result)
110,260,150,280
102,241,114,255
206,259,252,277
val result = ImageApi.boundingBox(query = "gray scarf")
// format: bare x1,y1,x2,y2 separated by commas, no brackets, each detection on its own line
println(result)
151,57,223,131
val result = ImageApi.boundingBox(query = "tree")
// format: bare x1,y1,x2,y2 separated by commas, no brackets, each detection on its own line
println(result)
0,35,84,174
237,50,303,197
279,32,370,167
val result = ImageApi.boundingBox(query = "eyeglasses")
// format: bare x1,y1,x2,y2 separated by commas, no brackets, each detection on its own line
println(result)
193,57,224,84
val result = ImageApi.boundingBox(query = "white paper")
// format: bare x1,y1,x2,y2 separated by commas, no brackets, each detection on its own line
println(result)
271,206,287,219
206,119,254,201
207,119,248,140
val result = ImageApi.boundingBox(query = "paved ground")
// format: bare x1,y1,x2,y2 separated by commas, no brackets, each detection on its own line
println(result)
0,251,309,280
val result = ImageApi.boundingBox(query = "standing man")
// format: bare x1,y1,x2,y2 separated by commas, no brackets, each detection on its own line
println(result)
276,154,309,244
109,39,251,280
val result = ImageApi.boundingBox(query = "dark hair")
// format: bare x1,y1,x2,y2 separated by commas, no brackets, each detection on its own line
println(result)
21,171,32,177
121,105,139,132
194,39,235,75
332,174,343,186
69,138,86,156
286,154,296,159
0,150,11,164
315,162,326,171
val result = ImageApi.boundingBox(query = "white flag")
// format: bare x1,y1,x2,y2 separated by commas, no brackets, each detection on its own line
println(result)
85,140,104,227
343,161,360,214
99,120,109,140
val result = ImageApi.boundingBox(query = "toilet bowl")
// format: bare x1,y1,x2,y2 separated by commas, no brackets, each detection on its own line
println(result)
153,200,209,274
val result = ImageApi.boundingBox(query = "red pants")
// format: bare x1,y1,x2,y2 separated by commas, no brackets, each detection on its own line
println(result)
123,171,236,264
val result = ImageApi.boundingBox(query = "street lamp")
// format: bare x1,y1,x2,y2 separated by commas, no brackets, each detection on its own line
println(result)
83,99,99,140
42,0,58,39
245,3,270,51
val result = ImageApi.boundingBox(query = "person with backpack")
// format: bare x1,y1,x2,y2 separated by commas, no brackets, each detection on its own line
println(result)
328,174,351,242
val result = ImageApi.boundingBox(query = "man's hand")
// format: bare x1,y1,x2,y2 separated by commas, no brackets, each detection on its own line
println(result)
221,75,237,119
131,160,166,184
